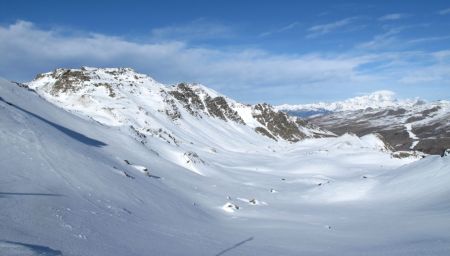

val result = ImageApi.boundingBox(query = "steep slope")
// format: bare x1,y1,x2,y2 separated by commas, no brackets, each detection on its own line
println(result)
26,67,332,150
0,78,226,255
2,78,450,255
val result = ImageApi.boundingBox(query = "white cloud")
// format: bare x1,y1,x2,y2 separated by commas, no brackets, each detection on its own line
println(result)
0,20,375,103
307,17,358,38
378,13,410,21
438,8,450,15
0,20,449,103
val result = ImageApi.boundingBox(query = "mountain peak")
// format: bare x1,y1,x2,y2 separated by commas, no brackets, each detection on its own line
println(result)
25,67,333,146
277,90,421,113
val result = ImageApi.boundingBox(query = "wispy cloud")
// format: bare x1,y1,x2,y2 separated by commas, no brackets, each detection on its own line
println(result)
259,22,301,37
150,19,234,41
357,28,402,49
306,17,358,38
378,13,410,21
438,8,450,15
358,24,429,49
407,35,450,44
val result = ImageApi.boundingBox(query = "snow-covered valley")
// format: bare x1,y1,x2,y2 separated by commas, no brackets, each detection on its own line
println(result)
1,70,450,256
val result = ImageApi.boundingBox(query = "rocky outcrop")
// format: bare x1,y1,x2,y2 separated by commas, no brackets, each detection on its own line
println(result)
205,96,245,124
169,83,205,117
308,103,450,155
252,103,307,142
441,149,450,157
49,69,91,95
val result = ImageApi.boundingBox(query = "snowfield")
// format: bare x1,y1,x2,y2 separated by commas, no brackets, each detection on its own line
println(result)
1,77,450,256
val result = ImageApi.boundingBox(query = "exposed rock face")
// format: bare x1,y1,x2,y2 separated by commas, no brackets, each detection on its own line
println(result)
49,69,91,95
205,96,245,124
308,103,450,155
252,103,307,142
169,83,205,117
255,127,277,141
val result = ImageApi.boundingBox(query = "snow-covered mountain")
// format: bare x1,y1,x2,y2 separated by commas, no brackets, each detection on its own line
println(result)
26,67,332,148
2,72,450,256
278,91,450,155
308,100,450,155
276,90,423,117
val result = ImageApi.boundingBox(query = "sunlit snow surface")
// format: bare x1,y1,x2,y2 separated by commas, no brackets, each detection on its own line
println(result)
1,79,450,255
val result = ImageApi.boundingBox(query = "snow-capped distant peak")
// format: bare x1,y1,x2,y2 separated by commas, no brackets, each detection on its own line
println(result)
277,90,422,112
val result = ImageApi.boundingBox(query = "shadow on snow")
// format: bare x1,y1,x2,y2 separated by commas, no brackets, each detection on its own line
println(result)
0,192,62,198
215,237,254,256
0,96,107,147
0,240,63,256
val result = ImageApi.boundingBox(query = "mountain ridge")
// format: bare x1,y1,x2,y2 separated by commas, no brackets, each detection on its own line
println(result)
25,67,333,147
276,90,424,114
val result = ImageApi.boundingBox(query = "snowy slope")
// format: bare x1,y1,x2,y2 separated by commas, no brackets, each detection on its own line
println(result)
1,78,450,256
26,67,332,148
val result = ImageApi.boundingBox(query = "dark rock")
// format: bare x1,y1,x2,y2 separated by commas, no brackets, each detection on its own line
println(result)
205,96,245,124
253,103,307,142
308,105,450,155
51,69,91,95
415,138,450,155
169,83,205,117
255,127,277,141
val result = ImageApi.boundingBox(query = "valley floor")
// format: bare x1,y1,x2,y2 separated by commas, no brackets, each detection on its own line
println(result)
1,79,450,255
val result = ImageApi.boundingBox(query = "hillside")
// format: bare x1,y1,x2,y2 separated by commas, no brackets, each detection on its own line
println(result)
278,91,450,155
1,74,450,255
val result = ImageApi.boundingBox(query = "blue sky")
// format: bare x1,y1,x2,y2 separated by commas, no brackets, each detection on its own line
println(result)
1,0,450,104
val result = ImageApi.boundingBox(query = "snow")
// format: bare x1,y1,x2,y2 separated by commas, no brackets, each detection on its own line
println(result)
405,123,420,149
222,202,240,213
277,90,422,112
405,123,419,140
2,77,450,255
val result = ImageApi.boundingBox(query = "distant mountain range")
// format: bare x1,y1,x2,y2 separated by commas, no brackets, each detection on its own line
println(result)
278,91,450,155
276,90,424,117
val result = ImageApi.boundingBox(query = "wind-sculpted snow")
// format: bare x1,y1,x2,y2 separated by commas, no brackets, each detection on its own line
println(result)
1,78,450,255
